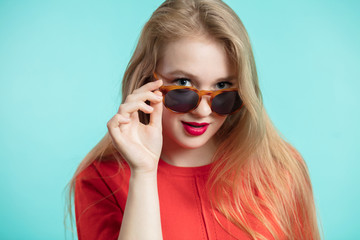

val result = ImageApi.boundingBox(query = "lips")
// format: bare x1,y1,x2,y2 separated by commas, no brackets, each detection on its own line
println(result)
181,121,209,136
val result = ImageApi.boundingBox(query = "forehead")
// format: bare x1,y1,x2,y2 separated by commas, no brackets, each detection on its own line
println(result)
156,36,236,83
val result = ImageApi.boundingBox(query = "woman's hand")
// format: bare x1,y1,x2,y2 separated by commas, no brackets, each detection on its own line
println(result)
107,79,163,175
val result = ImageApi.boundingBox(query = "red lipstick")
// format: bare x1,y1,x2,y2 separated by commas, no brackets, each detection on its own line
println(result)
181,121,209,136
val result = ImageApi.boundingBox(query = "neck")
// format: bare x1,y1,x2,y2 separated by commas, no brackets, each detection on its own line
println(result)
160,138,217,167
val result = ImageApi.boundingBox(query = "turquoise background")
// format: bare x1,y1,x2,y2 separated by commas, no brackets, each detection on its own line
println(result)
0,0,359,239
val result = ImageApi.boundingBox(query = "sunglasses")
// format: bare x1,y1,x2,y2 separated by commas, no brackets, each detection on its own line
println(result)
153,73,243,115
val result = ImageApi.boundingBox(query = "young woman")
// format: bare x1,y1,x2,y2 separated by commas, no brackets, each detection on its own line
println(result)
65,0,321,239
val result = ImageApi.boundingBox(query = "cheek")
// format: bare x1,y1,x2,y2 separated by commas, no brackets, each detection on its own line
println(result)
161,106,169,124
213,115,227,128
210,115,228,136
161,107,178,128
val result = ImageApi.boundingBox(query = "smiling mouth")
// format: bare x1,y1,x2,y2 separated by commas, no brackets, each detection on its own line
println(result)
181,121,209,136
182,121,209,128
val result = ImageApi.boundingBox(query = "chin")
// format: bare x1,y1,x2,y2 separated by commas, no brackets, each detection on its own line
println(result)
176,139,209,149
171,130,215,149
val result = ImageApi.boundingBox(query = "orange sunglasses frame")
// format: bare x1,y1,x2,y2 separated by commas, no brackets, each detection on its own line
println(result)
153,72,244,116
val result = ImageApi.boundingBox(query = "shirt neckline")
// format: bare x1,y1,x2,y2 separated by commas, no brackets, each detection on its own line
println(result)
158,158,213,177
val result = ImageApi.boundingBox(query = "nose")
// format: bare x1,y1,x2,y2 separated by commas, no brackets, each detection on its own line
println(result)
191,95,212,117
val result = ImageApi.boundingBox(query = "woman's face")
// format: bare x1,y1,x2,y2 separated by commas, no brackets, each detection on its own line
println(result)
156,36,236,150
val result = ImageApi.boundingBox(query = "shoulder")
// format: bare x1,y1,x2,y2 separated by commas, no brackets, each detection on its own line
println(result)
74,157,130,239
75,156,131,199
77,156,130,180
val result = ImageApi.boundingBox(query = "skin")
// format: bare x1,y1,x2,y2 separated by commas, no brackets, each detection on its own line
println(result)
107,35,236,240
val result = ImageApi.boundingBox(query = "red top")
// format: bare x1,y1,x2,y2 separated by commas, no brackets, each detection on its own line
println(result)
75,157,283,240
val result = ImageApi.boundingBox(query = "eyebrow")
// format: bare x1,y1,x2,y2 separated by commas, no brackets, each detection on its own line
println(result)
165,70,237,84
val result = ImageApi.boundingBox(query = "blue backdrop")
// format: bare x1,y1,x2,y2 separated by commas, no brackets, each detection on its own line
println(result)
0,0,359,239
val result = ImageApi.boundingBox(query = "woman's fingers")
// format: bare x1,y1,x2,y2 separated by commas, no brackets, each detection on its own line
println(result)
132,79,162,95
107,114,131,128
106,79,164,166
125,86,163,106
116,79,163,119
119,101,155,118
109,78,164,137
107,114,131,144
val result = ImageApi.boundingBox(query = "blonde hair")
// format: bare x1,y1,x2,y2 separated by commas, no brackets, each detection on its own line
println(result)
64,0,322,239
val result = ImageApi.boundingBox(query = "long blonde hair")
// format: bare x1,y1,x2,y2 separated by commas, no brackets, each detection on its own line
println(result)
64,0,322,239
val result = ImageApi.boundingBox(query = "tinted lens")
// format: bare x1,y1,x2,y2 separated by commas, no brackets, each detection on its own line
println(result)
212,91,242,115
164,89,199,113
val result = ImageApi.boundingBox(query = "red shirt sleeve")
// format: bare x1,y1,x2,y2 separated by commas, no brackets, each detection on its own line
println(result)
75,163,123,240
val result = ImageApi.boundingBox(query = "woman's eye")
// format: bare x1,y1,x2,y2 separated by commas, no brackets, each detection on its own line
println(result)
173,78,191,86
216,81,232,89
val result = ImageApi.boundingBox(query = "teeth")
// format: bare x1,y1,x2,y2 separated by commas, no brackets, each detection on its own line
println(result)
187,123,203,128
183,122,207,128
